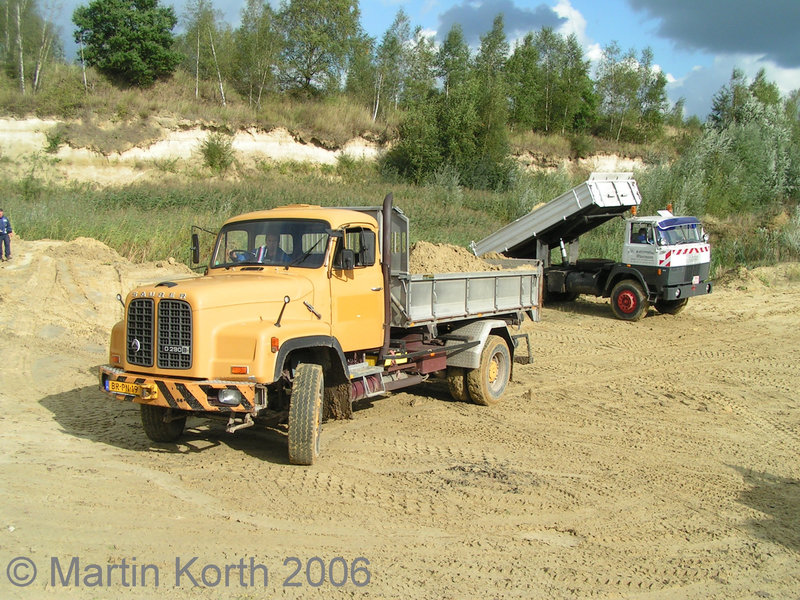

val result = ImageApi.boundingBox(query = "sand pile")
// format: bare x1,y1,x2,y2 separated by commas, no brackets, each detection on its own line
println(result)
409,241,501,274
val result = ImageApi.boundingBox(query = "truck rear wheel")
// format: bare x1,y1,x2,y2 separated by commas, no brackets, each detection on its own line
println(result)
288,363,323,465
140,405,186,443
447,367,470,402
655,298,689,315
467,335,511,406
611,280,648,321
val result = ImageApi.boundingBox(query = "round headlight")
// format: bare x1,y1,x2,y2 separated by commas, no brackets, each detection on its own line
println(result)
674,288,681,298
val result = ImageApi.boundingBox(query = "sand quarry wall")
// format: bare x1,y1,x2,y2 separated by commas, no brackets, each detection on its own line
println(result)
0,118,643,186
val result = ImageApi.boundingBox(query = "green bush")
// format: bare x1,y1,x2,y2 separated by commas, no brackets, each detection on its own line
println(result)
44,129,65,154
199,132,235,175
569,134,594,159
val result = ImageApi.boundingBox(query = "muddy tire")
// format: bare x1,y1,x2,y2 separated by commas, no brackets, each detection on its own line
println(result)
288,363,323,465
467,335,511,406
447,367,470,402
610,280,648,321
655,298,689,315
140,405,186,442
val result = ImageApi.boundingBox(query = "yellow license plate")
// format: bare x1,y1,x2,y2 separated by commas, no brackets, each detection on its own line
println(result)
108,380,142,396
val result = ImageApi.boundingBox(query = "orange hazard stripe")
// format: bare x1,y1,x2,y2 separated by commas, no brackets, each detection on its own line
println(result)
100,366,256,413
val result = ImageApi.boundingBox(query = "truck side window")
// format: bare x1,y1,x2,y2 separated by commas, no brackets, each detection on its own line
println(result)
342,227,376,267
631,224,652,244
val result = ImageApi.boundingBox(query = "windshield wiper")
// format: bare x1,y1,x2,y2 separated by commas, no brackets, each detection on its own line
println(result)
286,235,328,269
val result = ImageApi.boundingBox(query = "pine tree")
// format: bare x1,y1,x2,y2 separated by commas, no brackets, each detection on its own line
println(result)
73,0,182,87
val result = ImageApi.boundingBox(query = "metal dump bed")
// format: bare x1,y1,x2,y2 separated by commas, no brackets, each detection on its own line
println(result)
471,173,642,259
390,266,542,328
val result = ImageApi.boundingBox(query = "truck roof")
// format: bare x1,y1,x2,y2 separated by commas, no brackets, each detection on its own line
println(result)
225,204,379,229
629,212,702,229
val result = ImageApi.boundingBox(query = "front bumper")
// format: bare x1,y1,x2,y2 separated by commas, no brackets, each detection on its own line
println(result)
658,280,713,301
98,365,261,413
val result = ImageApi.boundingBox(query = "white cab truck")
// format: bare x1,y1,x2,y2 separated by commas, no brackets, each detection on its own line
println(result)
472,173,712,321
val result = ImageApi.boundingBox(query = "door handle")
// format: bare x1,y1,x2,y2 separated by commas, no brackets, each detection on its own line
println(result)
371,287,383,291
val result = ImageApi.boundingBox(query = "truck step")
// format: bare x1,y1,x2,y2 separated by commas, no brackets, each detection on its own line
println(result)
348,362,385,379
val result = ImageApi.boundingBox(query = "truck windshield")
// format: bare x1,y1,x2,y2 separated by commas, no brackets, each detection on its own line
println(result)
657,223,703,246
210,218,330,269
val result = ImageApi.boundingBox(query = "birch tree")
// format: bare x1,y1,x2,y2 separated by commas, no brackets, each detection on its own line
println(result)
278,0,361,95
234,0,280,108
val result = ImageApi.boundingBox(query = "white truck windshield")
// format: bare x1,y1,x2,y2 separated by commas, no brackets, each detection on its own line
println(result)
657,223,703,246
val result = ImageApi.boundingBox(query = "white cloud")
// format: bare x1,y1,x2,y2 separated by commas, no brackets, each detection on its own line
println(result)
553,0,588,45
585,43,603,64
668,54,800,118
418,28,438,41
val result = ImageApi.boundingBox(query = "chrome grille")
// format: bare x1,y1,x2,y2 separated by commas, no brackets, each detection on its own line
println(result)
157,300,193,369
127,298,154,367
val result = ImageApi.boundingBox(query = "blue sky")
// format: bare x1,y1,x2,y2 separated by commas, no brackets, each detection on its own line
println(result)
355,0,800,118
56,0,800,119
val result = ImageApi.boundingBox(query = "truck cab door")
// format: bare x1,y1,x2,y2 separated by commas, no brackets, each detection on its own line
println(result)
622,221,658,267
329,227,385,352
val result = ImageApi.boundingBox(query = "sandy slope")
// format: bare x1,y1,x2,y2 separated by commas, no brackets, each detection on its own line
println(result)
0,118,643,186
0,238,798,599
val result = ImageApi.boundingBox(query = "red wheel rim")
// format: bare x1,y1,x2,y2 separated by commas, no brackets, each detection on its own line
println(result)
617,290,637,314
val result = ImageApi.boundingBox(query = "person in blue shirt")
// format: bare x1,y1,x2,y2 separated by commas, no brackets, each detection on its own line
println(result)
633,226,651,244
0,208,12,261
255,232,290,264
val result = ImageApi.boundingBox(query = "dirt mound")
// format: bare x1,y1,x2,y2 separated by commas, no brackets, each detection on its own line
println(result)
409,240,500,273
0,237,195,346
46,236,127,263
715,263,800,291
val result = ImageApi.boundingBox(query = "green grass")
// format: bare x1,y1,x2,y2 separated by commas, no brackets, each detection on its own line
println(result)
1,169,511,264
2,146,797,276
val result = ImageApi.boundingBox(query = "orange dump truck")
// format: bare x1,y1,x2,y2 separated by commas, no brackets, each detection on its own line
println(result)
99,195,542,464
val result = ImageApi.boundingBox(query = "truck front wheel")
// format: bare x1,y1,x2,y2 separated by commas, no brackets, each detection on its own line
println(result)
611,280,648,321
467,335,511,406
655,298,689,315
140,405,186,443
288,363,324,465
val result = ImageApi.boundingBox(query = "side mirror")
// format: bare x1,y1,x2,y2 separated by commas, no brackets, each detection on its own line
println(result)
339,249,355,270
191,233,200,264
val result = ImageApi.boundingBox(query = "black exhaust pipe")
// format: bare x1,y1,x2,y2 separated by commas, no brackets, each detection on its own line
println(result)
379,193,393,360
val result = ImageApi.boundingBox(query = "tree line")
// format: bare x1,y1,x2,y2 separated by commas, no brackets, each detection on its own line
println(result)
1,1,670,131
2,0,799,199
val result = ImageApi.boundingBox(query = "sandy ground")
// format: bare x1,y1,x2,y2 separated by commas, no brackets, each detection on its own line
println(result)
1,238,799,599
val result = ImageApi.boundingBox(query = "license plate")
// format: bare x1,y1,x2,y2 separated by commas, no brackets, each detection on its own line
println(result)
108,380,142,396
692,275,700,284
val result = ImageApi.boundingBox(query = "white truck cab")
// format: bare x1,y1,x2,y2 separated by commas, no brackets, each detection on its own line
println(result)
623,210,710,271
